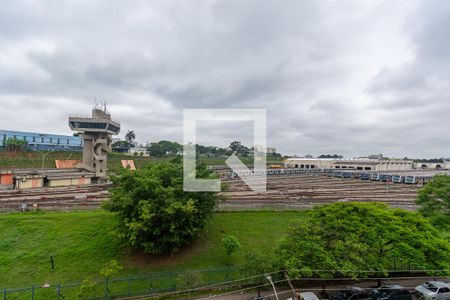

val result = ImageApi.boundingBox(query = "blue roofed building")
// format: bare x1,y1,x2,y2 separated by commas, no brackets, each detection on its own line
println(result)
0,129,83,151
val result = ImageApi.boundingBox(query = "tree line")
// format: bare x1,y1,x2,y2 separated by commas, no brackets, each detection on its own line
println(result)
113,131,276,158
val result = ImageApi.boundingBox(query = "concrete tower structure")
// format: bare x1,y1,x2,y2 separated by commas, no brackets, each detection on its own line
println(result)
69,106,120,179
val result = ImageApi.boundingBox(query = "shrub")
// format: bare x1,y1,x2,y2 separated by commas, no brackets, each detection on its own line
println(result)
222,235,241,256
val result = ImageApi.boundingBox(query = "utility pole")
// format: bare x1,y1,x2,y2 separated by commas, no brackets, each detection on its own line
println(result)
33,150,53,173
265,274,279,300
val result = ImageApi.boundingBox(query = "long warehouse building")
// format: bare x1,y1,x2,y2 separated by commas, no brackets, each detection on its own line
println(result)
284,158,415,171
0,129,83,151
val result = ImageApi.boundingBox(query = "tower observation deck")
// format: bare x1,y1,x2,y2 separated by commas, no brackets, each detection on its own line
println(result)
69,106,120,179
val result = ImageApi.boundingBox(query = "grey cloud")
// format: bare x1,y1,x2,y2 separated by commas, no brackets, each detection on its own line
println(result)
0,0,449,158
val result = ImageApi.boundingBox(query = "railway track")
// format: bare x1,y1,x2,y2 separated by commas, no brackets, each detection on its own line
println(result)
0,173,421,212
220,173,420,210
0,183,111,212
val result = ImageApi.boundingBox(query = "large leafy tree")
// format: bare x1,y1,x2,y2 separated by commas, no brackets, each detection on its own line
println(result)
147,140,182,157
417,175,450,228
103,159,219,254
125,130,136,143
277,202,450,278
229,141,250,157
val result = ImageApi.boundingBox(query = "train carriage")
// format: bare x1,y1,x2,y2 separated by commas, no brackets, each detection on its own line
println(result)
405,176,417,184
392,175,405,183
371,173,381,181
360,173,371,180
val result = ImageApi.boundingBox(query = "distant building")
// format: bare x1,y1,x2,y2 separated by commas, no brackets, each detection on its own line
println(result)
367,154,384,160
254,146,277,154
128,147,150,157
112,140,134,153
0,129,83,151
284,157,413,171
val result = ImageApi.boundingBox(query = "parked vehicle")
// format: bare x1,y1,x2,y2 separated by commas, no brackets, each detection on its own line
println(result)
286,291,320,300
415,281,450,300
343,171,353,179
369,284,412,300
392,175,405,183
360,173,371,180
300,292,320,300
379,174,392,182
330,287,372,300
371,173,381,181
333,171,343,178
405,176,417,184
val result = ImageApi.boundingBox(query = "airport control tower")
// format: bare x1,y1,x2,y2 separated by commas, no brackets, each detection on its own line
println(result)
69,105,120,179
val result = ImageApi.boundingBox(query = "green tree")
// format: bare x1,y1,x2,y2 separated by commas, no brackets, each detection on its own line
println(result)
277,202,450,279
103,159,219,254
100,259,123,279
229,141,250,157
77,260,123,300
222,235,241,256
147,142,165,157
158,140,182,154
77,276,97,299
417,175,450,228
147,140,182,157
125,130,136,143
5,138,27,152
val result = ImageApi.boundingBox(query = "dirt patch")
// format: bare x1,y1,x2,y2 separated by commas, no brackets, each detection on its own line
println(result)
121,232,212,270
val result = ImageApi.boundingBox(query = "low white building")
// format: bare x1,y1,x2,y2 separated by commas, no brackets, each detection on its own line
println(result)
284,157,413,171
128,147,150,157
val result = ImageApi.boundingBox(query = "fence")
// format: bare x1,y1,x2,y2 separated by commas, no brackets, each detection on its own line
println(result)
3,266,449,300
1,266,276,300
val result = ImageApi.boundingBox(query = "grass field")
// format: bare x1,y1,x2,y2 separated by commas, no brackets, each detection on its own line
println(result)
0,151,284,171
0,210,304,288
0,151,170,171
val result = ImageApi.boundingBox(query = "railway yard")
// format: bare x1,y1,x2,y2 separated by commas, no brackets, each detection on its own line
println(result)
220,173,420,211
0,170,423,212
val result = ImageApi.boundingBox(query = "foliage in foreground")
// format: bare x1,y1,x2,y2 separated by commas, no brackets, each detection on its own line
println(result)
103,159,219,254
277,202,450,278
417,175,450,228
222,235,241,257
78,260,123,299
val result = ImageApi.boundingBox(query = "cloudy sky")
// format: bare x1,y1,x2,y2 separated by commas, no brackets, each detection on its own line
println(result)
0,0,449,158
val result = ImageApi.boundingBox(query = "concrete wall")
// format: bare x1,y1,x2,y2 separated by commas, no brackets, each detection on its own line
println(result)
414,162,449,170
16,177,44,189
374,161,413,171
284,158,334,169
0,173,13,186
55,160,81,169
48,177,92,187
